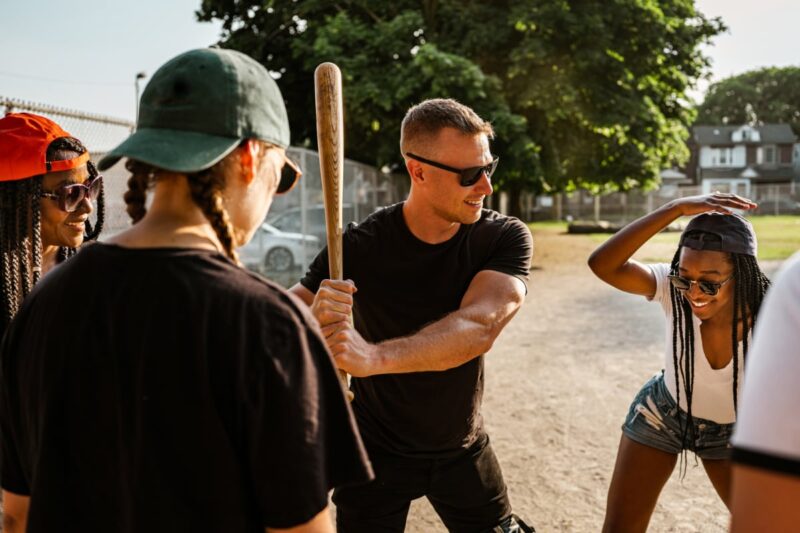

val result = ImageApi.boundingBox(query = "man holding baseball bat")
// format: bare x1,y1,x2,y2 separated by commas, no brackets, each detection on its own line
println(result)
291,99,534,532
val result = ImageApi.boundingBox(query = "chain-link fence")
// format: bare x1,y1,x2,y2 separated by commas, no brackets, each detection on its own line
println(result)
1,97,135,153
522,182,800,224
2,96,136,238
2,97,401,286
255,147,403,284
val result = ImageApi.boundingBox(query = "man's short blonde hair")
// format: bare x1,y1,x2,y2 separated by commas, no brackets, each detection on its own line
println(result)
400,98,494,155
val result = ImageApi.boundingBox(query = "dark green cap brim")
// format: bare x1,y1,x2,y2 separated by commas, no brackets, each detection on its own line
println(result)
97,127,241,172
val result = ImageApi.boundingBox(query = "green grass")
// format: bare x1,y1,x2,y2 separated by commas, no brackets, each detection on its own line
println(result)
750,216,800,260
529,216,800,262
528,220,569,232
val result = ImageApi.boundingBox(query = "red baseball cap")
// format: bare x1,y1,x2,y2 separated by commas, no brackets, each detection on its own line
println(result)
0,113,90,182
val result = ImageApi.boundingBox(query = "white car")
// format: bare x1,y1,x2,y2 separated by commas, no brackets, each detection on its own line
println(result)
238,223,321,272
267,204,356,242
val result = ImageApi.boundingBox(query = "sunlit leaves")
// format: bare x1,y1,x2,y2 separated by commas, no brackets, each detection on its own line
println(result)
197,0,723,209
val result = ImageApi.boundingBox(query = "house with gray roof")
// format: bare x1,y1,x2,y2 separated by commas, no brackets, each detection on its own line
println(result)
686,123,799,197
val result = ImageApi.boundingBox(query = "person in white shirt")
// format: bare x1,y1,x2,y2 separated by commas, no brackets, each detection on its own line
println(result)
729,251,800,532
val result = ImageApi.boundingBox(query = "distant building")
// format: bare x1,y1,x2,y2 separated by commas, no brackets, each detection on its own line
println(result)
795,142,800,171
658,167,692,196
686,124,799,196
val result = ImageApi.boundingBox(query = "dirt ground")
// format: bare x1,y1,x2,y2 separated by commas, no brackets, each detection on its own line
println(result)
392,227,782,533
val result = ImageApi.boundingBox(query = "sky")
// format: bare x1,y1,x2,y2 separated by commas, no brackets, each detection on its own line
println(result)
0,0,223,122
692,0,800,98
1,0,799,121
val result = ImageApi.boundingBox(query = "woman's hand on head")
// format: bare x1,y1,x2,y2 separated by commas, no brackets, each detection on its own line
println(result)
671,193,757,217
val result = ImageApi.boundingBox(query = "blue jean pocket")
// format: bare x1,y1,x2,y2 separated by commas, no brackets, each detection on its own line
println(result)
694,422,733,450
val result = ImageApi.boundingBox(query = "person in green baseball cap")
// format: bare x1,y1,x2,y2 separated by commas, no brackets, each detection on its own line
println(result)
0,47,372,533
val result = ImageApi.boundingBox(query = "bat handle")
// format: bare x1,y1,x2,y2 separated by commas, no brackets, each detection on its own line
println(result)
338,312,354,401
339,370,354,402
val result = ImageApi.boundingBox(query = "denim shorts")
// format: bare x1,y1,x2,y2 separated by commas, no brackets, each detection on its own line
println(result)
621,372,733,460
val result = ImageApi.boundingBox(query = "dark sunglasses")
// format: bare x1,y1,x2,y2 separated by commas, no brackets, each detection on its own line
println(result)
668,274,733,296
40,175,103,213
405,152,499,187
277,156,302,194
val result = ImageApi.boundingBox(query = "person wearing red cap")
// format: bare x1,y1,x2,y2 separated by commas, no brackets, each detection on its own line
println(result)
588,193,771,532
0,112,104,339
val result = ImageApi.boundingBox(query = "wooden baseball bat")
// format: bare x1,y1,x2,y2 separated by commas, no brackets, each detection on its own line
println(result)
314,62,353,401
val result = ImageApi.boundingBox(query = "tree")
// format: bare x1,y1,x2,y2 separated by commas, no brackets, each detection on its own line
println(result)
697,67,800,134
197,1,723,217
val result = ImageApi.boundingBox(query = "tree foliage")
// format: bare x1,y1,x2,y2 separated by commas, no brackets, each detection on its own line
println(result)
697,67,800,135
197,1,723,214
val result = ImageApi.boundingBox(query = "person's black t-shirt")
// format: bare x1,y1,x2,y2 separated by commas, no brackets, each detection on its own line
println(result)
300,203,532,457
0,243,372,532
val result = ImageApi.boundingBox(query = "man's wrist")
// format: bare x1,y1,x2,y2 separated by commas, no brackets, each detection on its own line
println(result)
367,343,389,376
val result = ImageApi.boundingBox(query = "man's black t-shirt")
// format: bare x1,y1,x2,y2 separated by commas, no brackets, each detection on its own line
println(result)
301,203,532,457
0,244,372,532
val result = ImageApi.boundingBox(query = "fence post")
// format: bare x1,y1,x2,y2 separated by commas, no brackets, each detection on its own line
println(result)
353,167,362,222
621,192,628,223
774,185,779,216
299,150,309,273
555,193,562,221
593,194,600,222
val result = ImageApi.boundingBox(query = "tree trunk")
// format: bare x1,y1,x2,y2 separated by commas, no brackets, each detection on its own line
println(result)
507,185,523,219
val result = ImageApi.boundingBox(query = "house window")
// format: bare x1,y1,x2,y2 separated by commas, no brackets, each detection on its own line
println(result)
763,145,776,164
712,147,732,166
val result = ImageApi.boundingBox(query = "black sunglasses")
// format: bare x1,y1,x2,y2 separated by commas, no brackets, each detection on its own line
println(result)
277,157,302,194
668,274,733,296
40,175,103,213
405,152,499,187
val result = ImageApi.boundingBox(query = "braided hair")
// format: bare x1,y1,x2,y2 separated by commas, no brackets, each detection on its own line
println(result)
667,234,770,461
0,136,104,333
122,142,265,265
186,167,240,265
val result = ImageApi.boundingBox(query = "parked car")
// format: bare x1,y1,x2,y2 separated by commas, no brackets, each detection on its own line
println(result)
238,223,321,272
266,204,356,242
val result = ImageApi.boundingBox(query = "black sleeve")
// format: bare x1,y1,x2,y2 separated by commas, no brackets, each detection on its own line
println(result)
0,320,31,495
299,246,329,294
299,222,359,294
245,306,372,528
733,446,800,477
483,218,533,290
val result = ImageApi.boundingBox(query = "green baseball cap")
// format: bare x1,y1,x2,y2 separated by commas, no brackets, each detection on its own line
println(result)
98,47,290,172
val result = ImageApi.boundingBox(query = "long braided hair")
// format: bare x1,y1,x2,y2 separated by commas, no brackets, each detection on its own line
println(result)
0,137,105,333
122,143,264,264
668,233,770,459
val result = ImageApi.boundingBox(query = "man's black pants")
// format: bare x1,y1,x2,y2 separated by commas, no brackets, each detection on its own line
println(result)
333,433,512,532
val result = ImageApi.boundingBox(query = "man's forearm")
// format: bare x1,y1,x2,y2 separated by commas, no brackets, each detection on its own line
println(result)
311,272,526,377
372,302,520,374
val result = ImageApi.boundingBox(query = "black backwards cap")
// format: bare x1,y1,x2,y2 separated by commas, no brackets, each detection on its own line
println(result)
680,213,757,257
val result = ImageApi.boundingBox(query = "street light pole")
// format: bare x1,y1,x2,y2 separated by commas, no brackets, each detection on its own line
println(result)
134,72,146,129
